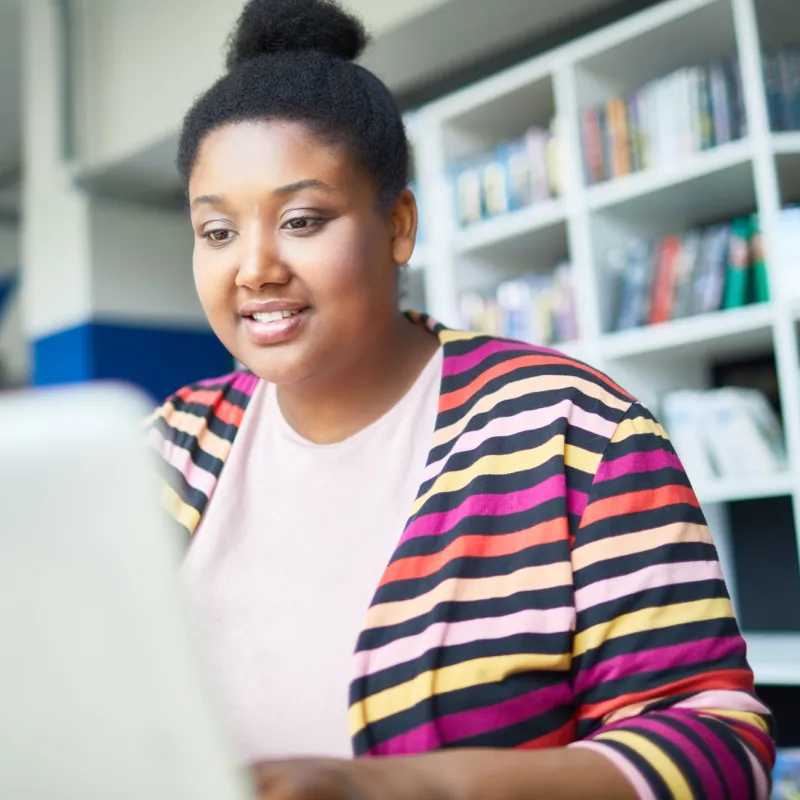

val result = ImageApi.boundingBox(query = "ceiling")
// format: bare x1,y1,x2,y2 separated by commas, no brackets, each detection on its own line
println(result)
0,0,637,216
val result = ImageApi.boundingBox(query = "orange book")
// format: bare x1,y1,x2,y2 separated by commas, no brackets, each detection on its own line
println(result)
649,235,681,324
606,96,631,178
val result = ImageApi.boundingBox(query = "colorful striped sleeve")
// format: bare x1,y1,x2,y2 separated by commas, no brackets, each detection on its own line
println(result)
569,402,775,799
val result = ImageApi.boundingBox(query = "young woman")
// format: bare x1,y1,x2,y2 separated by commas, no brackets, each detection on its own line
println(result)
146,0,775,797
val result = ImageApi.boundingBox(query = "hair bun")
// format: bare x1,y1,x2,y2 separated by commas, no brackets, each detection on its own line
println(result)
226,0,369,70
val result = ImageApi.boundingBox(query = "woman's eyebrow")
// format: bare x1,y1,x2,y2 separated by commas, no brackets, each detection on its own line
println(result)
273,179,339,196
190,193,226,210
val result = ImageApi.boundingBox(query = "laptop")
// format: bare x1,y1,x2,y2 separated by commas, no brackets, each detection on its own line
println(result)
0,383,253,799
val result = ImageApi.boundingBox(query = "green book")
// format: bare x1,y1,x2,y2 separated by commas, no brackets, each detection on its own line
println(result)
722,216,752,310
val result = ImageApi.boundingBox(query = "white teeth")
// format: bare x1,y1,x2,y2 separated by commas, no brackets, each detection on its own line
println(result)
252,309,301,323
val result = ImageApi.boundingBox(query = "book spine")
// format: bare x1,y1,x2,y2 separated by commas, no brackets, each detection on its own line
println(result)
722,217,752,310
749,212,770,304
764,50,785,132
710,62,731,145
698,65,715,150
580,109,602,184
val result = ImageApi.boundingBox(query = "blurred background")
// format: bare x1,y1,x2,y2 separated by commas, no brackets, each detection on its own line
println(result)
2,0,800,791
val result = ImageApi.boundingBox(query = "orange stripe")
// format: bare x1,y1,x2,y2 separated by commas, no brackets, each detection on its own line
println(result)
579,669,754,721
379,519,568,587
516,718,577,750
215,399,245,427
580,484,699,528
175,386,222,406
439,355,631,414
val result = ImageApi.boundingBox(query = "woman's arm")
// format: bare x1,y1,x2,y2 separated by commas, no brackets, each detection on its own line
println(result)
253,746,634,800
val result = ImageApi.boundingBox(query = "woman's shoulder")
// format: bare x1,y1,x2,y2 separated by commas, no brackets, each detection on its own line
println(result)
144,368,260,438
440,331,636,420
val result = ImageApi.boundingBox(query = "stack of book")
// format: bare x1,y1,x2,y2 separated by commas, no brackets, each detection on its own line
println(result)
581,57,745,184
451,120,562,228
763,45,800,132
662,387,786,482
608,213,769,332
459,262,577,346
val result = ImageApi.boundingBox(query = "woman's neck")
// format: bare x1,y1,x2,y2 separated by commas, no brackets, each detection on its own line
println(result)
275,314,440,445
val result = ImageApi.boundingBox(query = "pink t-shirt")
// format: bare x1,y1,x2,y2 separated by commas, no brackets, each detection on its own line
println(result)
180,348,443,763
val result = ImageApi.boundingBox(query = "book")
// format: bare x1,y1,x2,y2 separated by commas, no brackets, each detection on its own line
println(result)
649,235,681,324
722,216,752,310
749,212,770,304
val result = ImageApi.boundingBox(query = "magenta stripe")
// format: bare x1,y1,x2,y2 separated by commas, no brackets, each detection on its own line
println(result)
195,371,238,388
660,711,750,797
442,339,559,378
594,449,682,484
574,636,745,696
567,488,589,518
610,716,724,798
423,402,615,483
369,682,572,755
402,473,566,543
231,370,260,396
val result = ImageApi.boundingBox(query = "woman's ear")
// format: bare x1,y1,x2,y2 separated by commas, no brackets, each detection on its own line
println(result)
389,188,418,267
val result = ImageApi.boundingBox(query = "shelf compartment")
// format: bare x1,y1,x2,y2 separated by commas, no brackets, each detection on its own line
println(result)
454,199,567,259
694,471,797,505
586,139,754,218
745,632,800,685
601,303,775,361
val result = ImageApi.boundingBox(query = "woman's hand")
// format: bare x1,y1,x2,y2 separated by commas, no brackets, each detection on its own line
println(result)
252,757,452,800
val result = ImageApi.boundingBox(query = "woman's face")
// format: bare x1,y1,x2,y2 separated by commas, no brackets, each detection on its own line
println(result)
189,120,416,385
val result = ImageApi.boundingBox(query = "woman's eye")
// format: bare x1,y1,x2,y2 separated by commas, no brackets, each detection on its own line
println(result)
282,216,324,232
202,229,234,244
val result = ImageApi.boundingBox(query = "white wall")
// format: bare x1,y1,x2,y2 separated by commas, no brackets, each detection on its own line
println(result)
89,199,206,328
78,0,453,173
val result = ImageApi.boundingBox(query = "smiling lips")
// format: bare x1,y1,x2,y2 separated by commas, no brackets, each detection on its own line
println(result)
240,303,310,345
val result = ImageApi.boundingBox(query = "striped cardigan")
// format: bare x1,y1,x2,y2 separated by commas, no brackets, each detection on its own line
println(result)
146,313,775,799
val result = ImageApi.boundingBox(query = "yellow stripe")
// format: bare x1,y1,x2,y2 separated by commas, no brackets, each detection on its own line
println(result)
612,416,669,444
438,329,484,344
700,709,770,734
412,437,563,515
565,443,603,474
348,652,569,736
434,374,630,451
574,598,734,657
593,729,692,798
162,482,201,534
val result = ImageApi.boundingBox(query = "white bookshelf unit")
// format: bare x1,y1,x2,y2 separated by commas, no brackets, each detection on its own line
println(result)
407,0,800,686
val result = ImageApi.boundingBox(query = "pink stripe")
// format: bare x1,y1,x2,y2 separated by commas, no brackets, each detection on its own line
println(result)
573,560,724,612
402,473,566,544
442,339,559,378
352,606,574,680
574,637,744,696
369,682,572,755
743,743,771,800
595,450,683,484
423,402,615,483
146,427,216,496
619,716,725,798
673,690,769,716
570,741,657,800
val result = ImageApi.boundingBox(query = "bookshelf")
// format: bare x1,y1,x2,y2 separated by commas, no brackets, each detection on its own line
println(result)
407,0,800,686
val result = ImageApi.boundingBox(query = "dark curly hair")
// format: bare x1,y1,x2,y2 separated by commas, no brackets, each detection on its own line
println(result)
177,0,410,209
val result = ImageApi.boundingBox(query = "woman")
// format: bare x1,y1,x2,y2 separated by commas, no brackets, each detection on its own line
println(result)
146,0,775,797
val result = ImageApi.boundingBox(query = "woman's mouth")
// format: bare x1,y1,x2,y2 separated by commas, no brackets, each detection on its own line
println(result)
242,307,310,345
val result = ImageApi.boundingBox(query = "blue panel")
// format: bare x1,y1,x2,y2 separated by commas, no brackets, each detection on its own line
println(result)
32,320,233,402
32,324,95,386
